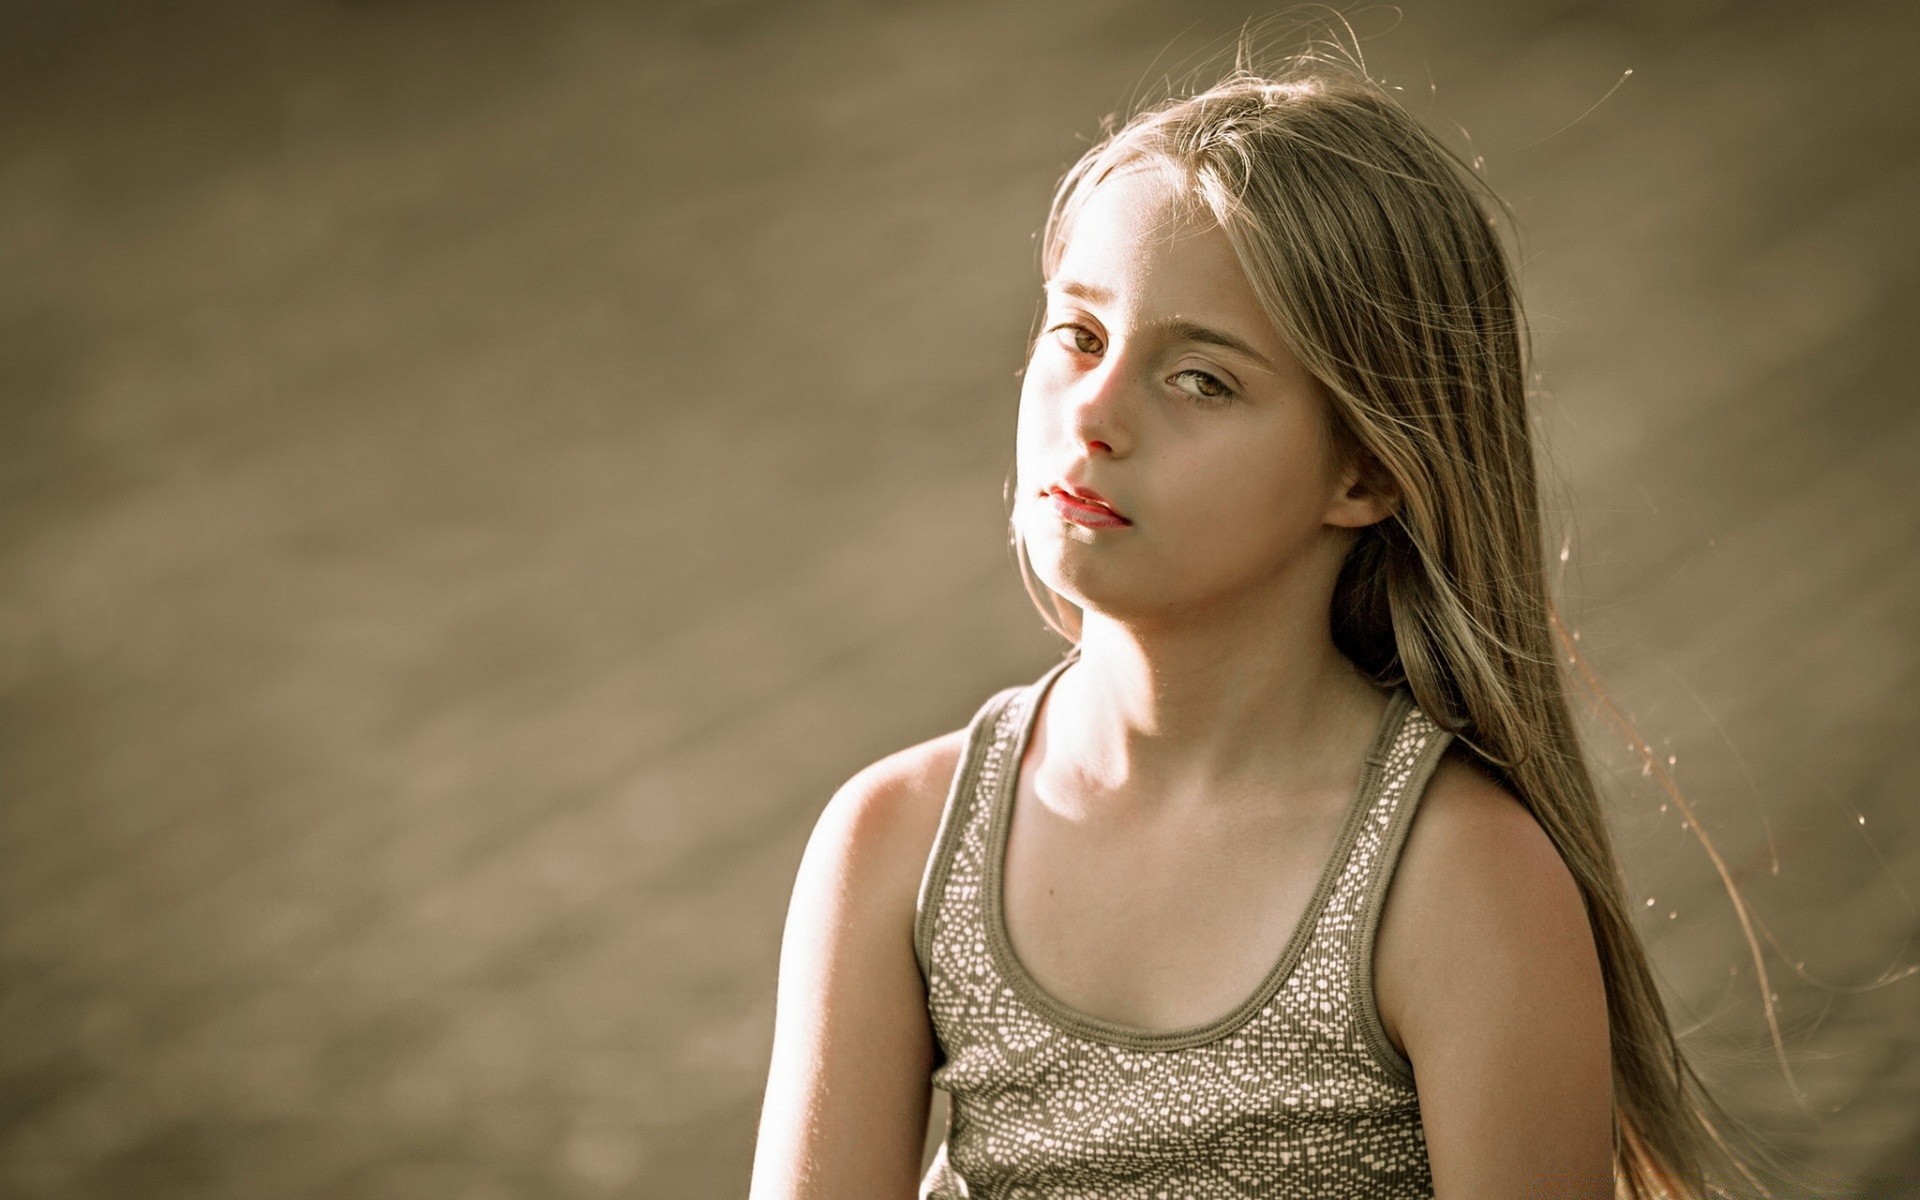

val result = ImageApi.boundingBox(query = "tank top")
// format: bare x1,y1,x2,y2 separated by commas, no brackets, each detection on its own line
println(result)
913,659,1454,1199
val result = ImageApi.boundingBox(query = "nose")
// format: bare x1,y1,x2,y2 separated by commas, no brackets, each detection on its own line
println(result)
1065,353,1133,458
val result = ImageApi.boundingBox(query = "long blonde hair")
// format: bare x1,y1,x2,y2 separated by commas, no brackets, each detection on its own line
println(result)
1016,54,1756,1198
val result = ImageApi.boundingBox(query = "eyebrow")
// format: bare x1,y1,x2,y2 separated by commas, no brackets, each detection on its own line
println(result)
1045,278,1279,373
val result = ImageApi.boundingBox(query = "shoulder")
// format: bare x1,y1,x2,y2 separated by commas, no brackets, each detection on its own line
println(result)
811,729,967,875
1374,745,1601,1057
789,727,969,934
769,728,965,1061
1400,748,1582,908
754,728,971,1197
1372,745,1614,1192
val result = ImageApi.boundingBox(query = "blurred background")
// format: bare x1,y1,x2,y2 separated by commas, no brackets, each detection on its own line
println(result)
3,0,1917,1196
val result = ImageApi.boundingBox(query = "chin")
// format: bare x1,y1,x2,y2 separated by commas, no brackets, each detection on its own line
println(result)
1028,535,1280,632
1023,535,1155,621
1019,519,1097,601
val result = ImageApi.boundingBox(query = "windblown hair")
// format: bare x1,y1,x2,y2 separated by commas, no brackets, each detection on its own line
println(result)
1015,55,1755,1198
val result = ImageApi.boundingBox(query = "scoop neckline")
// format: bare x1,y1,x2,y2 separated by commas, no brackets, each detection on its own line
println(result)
982,659,1412,1052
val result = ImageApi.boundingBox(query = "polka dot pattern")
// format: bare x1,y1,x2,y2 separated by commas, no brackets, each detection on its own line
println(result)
916,669,1452,1199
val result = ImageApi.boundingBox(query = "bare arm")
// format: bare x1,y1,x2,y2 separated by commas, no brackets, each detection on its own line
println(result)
748,733,964,1200
1375,753,1616,1199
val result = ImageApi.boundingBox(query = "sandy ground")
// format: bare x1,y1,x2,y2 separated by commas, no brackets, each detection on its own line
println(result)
2,1,1917,1196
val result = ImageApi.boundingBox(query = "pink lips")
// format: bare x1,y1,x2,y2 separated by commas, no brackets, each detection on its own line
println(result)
1047,485,1131,528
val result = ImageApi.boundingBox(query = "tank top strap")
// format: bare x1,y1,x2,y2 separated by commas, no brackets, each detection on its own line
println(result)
1332,690,1456,1081
914,658,1073,982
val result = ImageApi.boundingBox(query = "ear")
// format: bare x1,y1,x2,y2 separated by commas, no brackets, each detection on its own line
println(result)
1325,451,1401,530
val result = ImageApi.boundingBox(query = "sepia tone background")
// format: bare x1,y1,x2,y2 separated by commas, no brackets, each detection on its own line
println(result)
3,0,1918,1196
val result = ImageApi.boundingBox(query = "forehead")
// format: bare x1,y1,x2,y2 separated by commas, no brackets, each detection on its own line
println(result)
1051,163,1265,325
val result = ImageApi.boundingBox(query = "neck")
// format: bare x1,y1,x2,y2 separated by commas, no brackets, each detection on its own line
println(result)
1043,586,1388,811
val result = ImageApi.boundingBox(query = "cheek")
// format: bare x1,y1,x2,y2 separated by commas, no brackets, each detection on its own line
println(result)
1012,373,1055,486
1162,425,1338,550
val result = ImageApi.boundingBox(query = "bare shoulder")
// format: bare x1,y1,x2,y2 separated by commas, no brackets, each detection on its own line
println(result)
836,728,968,821
1402,748,1579,899
1372,745,1613,1194
751,728,971,1198
1374,745,1598,1055
808,727,968,896
787,726,972,957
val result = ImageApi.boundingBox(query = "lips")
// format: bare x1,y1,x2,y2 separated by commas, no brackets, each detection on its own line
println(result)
1046,484,1131,527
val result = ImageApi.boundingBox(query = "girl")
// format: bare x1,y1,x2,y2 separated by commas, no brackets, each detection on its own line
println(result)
750,53,1745,1200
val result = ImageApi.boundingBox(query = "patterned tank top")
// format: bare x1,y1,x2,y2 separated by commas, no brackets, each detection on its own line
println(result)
913,660,1455,1199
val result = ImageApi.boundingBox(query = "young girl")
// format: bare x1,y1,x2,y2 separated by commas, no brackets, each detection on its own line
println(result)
750,54,1743,1200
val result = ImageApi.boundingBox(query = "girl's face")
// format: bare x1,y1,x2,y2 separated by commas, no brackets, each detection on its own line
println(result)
1013,161,1387,625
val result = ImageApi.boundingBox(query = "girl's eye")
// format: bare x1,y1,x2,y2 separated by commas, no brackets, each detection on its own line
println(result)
1049,324,1104,356
1171,369,1235,404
